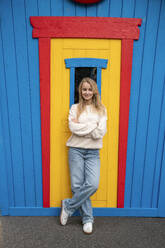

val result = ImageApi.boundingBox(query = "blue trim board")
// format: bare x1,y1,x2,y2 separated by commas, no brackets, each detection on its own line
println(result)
97,67,102,95
158,124,165,216
6,207,159,217
0,110,9,216
69,67,75,107
65,58,108,68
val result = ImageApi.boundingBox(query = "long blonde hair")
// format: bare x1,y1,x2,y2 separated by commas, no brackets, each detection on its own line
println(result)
77,77,106,119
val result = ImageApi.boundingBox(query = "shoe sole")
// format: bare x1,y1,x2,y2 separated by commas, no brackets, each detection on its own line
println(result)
83,230,93,235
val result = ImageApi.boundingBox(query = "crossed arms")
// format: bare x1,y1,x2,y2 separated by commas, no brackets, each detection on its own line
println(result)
68,105,107,139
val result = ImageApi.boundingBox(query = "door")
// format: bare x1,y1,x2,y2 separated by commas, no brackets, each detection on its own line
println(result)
50,38,121,208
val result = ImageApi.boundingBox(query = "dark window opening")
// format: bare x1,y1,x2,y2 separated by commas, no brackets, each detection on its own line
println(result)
74,67,97,103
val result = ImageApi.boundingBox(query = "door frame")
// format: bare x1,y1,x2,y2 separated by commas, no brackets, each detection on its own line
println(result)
30,16,142,210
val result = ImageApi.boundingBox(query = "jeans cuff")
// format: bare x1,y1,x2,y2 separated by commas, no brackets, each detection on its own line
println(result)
82,217,94,225
63,199,75,217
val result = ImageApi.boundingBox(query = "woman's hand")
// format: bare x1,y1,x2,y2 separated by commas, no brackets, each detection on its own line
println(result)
71,118,79,123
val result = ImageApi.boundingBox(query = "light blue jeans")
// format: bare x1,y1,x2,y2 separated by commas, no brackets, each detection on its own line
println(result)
63,147,100,224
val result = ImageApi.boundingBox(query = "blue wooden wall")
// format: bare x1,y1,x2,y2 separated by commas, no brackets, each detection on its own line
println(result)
0,0,165,216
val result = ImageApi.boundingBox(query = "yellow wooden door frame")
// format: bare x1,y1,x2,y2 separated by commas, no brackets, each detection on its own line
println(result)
50,38,121,208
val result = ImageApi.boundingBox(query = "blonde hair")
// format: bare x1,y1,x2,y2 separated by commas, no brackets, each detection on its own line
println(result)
77,77,106,119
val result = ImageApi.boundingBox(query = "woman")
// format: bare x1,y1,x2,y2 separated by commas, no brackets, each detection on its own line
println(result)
60,77,107,234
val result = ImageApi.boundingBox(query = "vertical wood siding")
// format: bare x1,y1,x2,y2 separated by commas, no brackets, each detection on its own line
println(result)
125,0,165,209
0,0,165,213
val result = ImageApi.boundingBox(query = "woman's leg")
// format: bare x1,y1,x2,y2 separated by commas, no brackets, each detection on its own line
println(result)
68,147,94,223
68,147,85,216
63,148,100,224
79,197,93,224
80,149,100,224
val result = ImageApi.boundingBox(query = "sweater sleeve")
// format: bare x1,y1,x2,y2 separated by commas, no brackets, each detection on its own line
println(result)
91,111,107,139
68,104,97,136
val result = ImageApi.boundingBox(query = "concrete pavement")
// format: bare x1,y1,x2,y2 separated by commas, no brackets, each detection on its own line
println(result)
0,216,165,248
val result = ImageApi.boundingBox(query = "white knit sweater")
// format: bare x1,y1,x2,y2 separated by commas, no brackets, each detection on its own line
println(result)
66,104,107,149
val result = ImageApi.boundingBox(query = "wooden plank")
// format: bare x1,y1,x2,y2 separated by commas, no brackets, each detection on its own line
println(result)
97,68,101,95
141,0,164,208
0,0,25,206
24,0,43,207
64,0,76,16
117,39,134,208
130,0,162,208
109,0,123,17
105,40,121,207
97,0,110,17
91,50,108,202
12,0,36,207
153,81,165,208
39,38,50,208
0,106,9,215
70,68,75,107
86,3,97,16
38,0,51,16
50,0,64,16
75,2,87,16
0,24,14,208
30,17,141,40
157,126,165,217
93,207,158,217
124,0,148,208
65,58,108,68
50,39,71,207
8,207,158,217
121,0,136,17
63,38,110,49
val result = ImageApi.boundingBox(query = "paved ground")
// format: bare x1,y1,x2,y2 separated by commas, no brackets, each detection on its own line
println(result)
0,216,165,248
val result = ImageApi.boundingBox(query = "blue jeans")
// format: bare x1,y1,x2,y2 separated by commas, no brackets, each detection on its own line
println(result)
63,147,100,224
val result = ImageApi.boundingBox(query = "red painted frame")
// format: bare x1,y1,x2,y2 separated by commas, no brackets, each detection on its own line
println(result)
30,17,141,208
38,38,50,208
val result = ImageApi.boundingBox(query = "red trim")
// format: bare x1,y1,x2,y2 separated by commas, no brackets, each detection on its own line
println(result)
30,17,141,40
39,38,50,208
117,39,134,208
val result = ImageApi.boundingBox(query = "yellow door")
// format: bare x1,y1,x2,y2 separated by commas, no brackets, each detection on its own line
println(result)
50,38,121,208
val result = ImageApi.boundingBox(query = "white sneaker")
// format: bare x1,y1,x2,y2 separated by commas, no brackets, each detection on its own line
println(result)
83,222,93,234
60,200,69,226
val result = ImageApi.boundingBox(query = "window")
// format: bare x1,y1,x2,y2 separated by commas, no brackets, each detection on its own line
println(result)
65,58,108,106
75,67,97,103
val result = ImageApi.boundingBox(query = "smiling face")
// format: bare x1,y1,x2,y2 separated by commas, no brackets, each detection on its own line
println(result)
81,81,94,103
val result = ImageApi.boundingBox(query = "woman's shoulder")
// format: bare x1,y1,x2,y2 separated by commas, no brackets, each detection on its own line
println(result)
100,104,107,119
70,103,79,109
100,104,107,114
69,103,79,113
101,103,106,110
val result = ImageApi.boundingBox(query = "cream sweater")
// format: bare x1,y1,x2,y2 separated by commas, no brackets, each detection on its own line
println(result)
66,104,107,149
